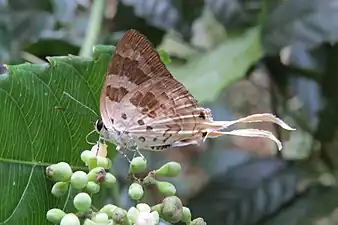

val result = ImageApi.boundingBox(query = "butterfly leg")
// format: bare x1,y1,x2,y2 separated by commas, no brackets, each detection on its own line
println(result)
135,147,146,161
115,145,131,163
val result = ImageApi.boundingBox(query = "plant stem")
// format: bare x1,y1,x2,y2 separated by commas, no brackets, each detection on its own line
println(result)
79,0,106,57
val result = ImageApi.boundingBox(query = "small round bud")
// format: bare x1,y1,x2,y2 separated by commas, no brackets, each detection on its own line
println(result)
112,208,128,224
156,181,176,196
182,207,192,223
97,156,110,169
46,162,73,181
81,150,94,165
46,208,66,223
70,171,88,189
161,196,183,223
60,213,80,225
128,183,144,200
86,181,101,194
100,204,118,217
51,182,69,197
73,192,92,212
151,203,162,214
87,167,106,181
103,173,116,188
92,212,109,224
191,217,207,225
83,218,96,225
129,157,147,173
127,207,139,223
155,162,181,177
88,155,98,170
136,203,151,213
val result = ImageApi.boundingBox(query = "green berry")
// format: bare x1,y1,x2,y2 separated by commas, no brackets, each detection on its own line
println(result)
83,218,96,225
60,213,80,225
103,173,116,188
46,208,66,223
81,150,94,165
151,203,162,214
161,196,183,223
129,157,147,173
87,167,106,181
127,207,139,224
46,162,73,181
96,156,110,169
191,217,207,225
136,203,150,213
155,162,181,177
111,208,128,224
51,182,69,197
128,183,144,200
100,204,118,217
70,171,88,189
73,192,92,212
156,181,176,196
182,207,192,223
92,212,109,224
86,181,100,194
88,155,98,170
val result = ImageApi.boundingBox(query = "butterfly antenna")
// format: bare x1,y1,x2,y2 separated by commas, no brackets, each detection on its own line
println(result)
85,129,98,145
63,91,98,117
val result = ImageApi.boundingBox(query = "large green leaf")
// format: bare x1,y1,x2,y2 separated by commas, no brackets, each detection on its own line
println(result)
168,27,262,103
0,45,115,224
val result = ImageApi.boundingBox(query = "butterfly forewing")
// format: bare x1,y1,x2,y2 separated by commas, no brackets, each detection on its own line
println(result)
100,29,211,150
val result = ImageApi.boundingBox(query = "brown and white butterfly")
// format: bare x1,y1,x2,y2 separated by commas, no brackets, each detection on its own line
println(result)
94,29,295,158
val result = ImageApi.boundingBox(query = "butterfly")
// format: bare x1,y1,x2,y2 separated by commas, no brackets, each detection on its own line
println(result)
94,29,295,159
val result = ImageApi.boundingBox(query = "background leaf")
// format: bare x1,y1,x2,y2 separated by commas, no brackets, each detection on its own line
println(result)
0,45,115,224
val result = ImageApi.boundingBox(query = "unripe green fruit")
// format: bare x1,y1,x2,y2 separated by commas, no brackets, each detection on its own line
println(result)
136,203,151,212
96,156,111,169
46,208,66,223
103,173,116,188
70,171,88,189
191,217,207,225
151,203,162,214
127,207,138,223
51,182,69,197
156,181,176,196
86,181,101,194
129,157,147,173
92,212,109,224
87,167,106,181
182,207,192,223
88,155,98,170
161,196,183,223
46,162,73,181
128,183,144,200
73,192,92,212
60,213,80,225
83,218,96,225
81,150,94,165
155,162,181,177
111,208,127,224
100,204,118,217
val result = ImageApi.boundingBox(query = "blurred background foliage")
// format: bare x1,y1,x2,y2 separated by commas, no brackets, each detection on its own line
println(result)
2,0,338,224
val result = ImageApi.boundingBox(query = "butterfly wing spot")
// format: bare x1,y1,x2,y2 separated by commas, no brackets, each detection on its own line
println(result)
199,111,206,120
111,119,114,124
137,119,145,125
106,86,129,102
139,136,146,142
121,113,127,120
146,126,153,131
148,111,157,118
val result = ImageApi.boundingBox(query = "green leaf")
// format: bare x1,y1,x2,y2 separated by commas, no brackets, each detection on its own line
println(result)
0,45,116,224
167,27,262,103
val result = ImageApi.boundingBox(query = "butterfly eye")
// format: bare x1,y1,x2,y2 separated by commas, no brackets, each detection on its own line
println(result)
95,119,104,132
